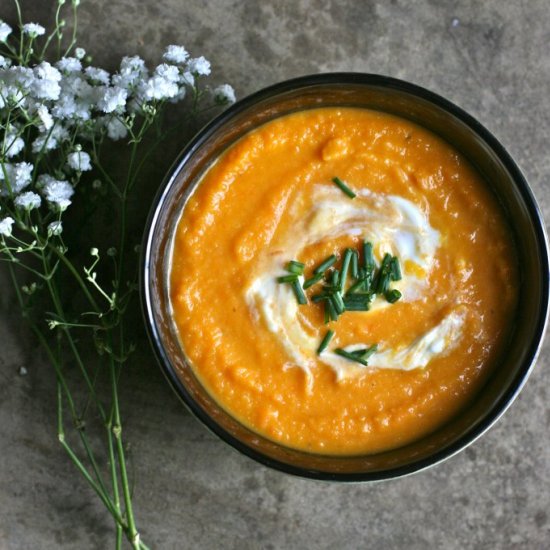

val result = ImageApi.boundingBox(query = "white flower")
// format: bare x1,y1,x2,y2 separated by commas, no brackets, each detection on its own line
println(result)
47,220,63,236
37,104,54,130
75,47,86,60
8,65,35,87
0,216,14,236
67,150,92,172
85,66,109,85
144,77,178,100
0,85,25,109
180,71,194,87
163,45,189,64
0,55,11,69
155,63,180,83
97,86,127,113
40,176,74,211
105,116,128,140
22,23,46,37
32,61,62,101
0,21,12,42
56,57,82,73
169,87,186,104
113,56,148,89
187,56,211,76
32,125,69,154
52,94,91,121
213,83,236,105
139,65,179,100
0,162,33,196
3,124,25,158
14,191,41,210
52,74,94,121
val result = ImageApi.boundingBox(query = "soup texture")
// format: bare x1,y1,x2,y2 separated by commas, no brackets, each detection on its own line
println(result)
169,108,518,455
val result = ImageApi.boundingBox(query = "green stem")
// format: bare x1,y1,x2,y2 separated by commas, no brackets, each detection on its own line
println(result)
40,249,107,421
7,263,121,522
110,353,140,550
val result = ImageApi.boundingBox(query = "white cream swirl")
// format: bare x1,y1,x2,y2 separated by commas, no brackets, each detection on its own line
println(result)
245,185,464,380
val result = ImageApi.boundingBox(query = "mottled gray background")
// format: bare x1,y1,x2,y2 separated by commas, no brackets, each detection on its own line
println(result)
1,0,549,549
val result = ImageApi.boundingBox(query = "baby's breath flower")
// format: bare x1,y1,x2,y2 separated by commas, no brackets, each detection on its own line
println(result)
105,116,128,140
180,71,194,87
75,47,86,60
141,77,178,100
3,125,25,158
85,66,109,85
14,191,42,210
0,55,11,69
168,87,186,104
36,104,54,130
187,56,211,76
39,176,74,211
0,21,12,42
155,63,180,83
32,61,62,101
0,162,33,196
0,216,14,236
22,23,46,37
113,56,148,90
32,125,69,153
213,83,236,105
97,86,127,113
56,57,82,73
163,45,189,64
8,65,34,87
67,150,92,172
47,220,63,236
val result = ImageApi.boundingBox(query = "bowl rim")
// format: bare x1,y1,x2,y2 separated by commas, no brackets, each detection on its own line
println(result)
141,72,550,481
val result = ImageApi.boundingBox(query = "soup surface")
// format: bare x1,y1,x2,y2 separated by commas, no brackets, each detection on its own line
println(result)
169,107,518,455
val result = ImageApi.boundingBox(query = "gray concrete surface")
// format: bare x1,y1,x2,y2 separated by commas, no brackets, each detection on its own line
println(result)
1,0,549,548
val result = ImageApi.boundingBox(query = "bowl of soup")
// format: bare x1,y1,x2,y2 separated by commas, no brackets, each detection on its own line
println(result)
142,74,549,480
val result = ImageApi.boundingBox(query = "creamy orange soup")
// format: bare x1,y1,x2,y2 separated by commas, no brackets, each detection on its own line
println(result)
169,107,518,455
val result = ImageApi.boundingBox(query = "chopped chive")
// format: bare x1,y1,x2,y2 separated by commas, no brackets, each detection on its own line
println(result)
385,289,402,303
332,177,356,199
346,278,367,295
380,253,393,272
324,306,330,324
342,300,370,311
390,256,402,281
363,241,375,271
374,253,392,293
303,272,324,289
314,254,337,274
312,293,329,303
291,280,308,305
326,299,338,322
334,348,368,366
339,248,353,292
363,270,374,293
317,329,335,354
352,344,378,361
343,292,373,301
330,292,345,314
331,269,340,288
351,250,359,279
343,293,372,310
287,260,305,275
277,274,299,283
375,270,391,294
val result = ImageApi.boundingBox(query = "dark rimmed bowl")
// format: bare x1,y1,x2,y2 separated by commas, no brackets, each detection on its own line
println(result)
141,73,549,481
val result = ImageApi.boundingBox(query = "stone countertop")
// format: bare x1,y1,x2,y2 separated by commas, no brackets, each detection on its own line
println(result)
1,1,549,548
